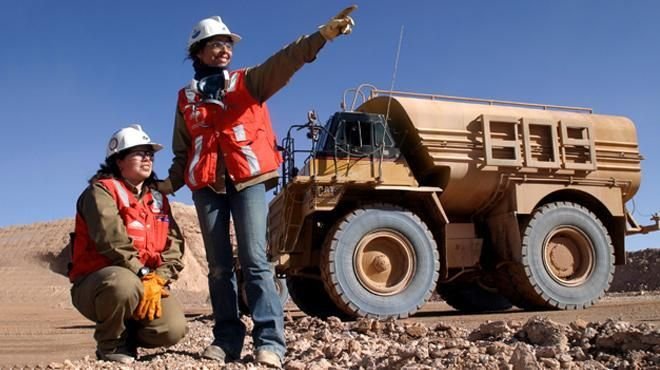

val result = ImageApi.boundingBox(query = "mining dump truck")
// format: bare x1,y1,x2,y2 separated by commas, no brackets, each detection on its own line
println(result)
267,84,659,319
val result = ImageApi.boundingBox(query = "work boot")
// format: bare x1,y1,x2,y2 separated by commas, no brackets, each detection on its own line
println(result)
255,349,282,369
96,346,135,364
202,344,226,363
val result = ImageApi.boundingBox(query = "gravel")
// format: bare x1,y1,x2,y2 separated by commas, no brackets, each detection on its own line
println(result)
45,314,659,370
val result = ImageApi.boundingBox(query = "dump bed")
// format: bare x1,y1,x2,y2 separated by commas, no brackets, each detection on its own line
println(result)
357,95,641,216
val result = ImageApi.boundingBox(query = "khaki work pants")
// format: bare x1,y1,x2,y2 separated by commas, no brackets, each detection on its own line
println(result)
71,266,187,351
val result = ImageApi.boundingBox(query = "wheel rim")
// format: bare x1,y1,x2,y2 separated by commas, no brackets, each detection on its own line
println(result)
353,230,416,296
542,226,595,287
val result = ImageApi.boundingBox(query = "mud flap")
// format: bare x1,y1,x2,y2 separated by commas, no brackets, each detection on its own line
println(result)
486,211,522,263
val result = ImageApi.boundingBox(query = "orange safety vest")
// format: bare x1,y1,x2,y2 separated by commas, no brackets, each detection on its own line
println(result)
178,69,282,189
68,179,171,282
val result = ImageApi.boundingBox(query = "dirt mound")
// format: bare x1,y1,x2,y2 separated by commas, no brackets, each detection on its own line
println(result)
0,202,211,310
0,219,74,308
167,203,210,307
609,248,660,292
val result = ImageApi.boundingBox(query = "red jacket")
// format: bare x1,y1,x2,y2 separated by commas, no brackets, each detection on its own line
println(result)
68,179,170,282
178,69,282,189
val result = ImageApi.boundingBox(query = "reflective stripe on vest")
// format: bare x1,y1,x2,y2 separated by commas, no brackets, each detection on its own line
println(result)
178,87,219,191
188,135,203,187
151,189,163,211
232,124,246,141
241,144,260,176
112,179,130,207
231,122,260,176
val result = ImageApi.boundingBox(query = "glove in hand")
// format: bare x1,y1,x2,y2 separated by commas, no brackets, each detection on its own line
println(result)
319,5,357,41
133,272,169,321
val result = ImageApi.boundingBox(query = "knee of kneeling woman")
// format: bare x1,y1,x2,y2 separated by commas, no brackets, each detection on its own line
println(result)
162,318,188,346
98,268,142,305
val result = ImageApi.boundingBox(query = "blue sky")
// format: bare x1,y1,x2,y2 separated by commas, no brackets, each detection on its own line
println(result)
1,1,658,250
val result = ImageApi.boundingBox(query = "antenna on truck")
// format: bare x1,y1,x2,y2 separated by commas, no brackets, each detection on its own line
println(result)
378,25,405,181
384,25,404,123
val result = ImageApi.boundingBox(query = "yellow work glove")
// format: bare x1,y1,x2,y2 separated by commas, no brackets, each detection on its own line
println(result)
133,272,169,321
319,5,357,41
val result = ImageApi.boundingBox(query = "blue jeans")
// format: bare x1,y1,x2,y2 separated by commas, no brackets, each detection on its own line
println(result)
192,182,285,360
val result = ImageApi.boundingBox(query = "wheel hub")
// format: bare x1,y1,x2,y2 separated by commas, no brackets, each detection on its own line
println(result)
372,255,392,273
543,227,595,286
354,230,415,296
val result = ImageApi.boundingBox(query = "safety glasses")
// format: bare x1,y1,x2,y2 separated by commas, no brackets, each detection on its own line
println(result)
206,40,233,51
128,150,155,160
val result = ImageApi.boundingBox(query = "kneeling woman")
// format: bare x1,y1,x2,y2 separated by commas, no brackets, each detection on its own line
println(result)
68,125,186,364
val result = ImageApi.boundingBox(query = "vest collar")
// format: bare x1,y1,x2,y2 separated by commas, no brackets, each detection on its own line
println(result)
120,178,149,199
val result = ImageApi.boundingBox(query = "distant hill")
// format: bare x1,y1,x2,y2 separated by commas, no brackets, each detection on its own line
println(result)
609,247,660,291
0,203,210,310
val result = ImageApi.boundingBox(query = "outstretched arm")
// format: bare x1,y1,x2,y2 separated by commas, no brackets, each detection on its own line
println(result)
245,5,357,103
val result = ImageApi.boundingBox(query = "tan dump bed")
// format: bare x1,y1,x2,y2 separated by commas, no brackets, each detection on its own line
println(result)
358,95,641,216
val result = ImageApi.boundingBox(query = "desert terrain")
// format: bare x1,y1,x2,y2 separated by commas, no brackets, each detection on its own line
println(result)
0,202,658,369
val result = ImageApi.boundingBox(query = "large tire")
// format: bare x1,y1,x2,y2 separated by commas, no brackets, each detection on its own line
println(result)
286,276,350,320
321,204,440,319
437,280,513,313
498,201,614,310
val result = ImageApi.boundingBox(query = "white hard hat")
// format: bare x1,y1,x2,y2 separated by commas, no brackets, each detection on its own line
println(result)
188,16,241,49
106,124,164,159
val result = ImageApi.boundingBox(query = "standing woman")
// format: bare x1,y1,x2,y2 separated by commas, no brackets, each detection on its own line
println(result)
69,125,186,364
158,6,357,368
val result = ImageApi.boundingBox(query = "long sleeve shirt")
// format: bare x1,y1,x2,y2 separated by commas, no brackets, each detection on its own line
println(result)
163,31,327,194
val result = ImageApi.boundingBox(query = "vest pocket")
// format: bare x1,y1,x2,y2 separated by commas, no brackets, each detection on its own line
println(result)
186,134,218,189
151,215,170,257
220,124,281,181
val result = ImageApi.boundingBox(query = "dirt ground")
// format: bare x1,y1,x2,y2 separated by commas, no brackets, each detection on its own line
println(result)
1,295,659,368
1,203,658,368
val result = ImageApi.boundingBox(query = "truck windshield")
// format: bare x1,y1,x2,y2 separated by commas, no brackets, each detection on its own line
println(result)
316,112,398,158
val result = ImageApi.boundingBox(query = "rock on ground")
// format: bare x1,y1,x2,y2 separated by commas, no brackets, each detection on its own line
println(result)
45,315,659,369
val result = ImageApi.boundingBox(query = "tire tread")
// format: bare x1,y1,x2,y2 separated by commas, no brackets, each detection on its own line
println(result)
497,201,614,310
320,203,439,319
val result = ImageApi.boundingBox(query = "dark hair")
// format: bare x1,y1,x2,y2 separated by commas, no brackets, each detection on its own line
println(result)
187,39,210,64
88,151,159,187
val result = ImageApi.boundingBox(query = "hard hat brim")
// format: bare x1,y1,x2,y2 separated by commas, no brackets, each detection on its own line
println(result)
229,33,242,43
150,143,165,152
199,32,242,44
121,142,164,153
106,143,164,159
